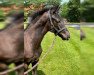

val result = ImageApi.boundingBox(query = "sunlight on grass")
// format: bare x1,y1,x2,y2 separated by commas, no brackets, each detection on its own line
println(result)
39,27,94,75
0,22,6,29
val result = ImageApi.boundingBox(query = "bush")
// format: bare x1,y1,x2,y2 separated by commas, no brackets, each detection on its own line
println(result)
81,7,94,22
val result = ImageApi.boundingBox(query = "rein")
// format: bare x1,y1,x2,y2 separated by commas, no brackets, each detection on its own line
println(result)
24,35,57,75
0,64,24,75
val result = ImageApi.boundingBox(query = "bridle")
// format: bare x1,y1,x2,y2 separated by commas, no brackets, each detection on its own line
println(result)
48,10,67,35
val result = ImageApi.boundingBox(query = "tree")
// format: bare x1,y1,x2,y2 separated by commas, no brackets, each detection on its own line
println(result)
28,0,46,5
60,3,69,18
26,0,61,7
46,0,61,6
85,0,94,4
67,0,80,22
80,1,94,22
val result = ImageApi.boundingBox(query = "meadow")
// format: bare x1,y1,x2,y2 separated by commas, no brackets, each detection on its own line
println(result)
39,27,94,75
0,22,94,75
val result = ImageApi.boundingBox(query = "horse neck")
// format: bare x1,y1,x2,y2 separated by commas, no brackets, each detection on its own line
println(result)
26,12,50,46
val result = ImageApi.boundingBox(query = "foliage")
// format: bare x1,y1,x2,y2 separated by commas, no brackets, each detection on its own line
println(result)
0,0,13,7
25,0,61,7
26,0,46,6
46,0,61,6
81,8,94,22
61,0,94,22
60,3,69,18
1,0,94,22
24,0,31,7
80,1,94,22
0,10,5,21
67,0,80,22
85,0,94,5
0,0,23,6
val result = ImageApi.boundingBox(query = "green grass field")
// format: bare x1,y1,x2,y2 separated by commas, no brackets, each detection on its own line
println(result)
39,27,94,75
0,22,94,75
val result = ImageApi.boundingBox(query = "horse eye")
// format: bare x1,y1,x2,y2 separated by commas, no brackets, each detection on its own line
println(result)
57,20,60,23
52,15,60,23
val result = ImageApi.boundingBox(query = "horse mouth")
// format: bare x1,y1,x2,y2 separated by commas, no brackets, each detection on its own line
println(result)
61,36,70,40
58,33,70,40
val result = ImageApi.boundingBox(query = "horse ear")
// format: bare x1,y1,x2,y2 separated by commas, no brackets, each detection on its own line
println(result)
56,6,60,13
50,5,60,14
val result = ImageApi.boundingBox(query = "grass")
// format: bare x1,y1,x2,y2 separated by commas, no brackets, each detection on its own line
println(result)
39,27,94,75
0,22,6,29
0,22,94,75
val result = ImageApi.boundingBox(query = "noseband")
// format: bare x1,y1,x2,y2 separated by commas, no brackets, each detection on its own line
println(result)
48,10,66,35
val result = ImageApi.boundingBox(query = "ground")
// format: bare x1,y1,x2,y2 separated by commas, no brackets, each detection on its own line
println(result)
0,22,94,75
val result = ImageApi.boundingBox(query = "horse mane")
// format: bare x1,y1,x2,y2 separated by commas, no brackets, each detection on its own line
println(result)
25,7,50,30
28,5,59,22
25,5,59,30
28,8,49,22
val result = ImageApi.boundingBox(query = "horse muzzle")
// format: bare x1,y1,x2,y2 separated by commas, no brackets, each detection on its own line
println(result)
58,31,70,40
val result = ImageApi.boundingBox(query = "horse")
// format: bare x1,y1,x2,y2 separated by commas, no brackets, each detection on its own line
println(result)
24,6,70,75
80,29,86,40
0,11,24,75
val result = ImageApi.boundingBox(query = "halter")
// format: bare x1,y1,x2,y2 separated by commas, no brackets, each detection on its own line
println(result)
48,10,66,35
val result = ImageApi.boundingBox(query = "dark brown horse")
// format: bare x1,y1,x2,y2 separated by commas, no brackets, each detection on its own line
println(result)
24,6,70,75
80,29,86,40
0,12,24,75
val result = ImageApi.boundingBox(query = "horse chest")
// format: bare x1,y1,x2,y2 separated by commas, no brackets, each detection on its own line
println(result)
24,44,42,63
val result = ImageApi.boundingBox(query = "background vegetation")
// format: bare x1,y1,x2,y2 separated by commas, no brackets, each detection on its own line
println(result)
0,0,94,22
24,0,94,22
